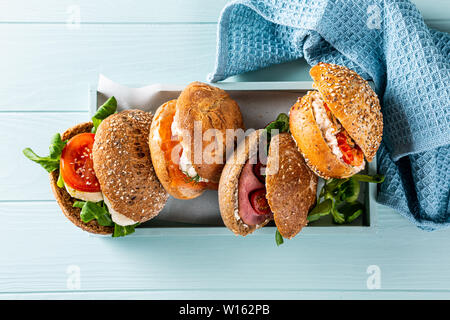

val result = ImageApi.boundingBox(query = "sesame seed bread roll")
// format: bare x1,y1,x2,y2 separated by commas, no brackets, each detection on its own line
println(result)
93,110,169,224
266,133,318,239
290,62,383,179
218,130,269,236
290,92,360,179
309,62,383,161
174,82,245,183
49,122,113,235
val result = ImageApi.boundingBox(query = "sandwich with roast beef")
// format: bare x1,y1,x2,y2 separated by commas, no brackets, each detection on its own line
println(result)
149,82,245,200
218,114,318,239
23,97,169,237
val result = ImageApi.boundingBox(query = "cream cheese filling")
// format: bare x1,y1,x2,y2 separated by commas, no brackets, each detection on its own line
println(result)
103,195,138,226
311,91,365,171
65,184,103,203
311,91,343,160
171,115,209,182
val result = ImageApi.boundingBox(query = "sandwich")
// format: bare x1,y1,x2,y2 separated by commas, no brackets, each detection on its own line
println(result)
289,62,383,179
23,97,168,236
149,82,245,199
218,114,318,239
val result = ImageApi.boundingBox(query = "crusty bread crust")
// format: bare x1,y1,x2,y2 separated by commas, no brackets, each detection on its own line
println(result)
218,130,270,236
149,100,205,200
266,133,317,239
93,110,169,223
175,82,244,183
290,92,360,179
49,122,113,235
310,62,383,161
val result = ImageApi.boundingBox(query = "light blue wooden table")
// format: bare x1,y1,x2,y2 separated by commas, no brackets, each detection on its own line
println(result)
1,0,449,299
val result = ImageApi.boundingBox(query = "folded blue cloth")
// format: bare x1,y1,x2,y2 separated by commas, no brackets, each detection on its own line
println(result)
208,0,450,230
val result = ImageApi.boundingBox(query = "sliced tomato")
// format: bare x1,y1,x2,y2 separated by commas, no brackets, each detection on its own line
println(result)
60,133,101,192
249,188,271,215
336,132,364,167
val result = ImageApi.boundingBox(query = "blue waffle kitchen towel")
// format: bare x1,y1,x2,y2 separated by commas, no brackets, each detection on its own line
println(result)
208,0,450,230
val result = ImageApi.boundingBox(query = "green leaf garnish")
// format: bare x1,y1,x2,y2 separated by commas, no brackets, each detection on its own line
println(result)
265,113,290,138
77,201,114,227
352,174,385,183
113,223,139,238
91,96,117,133
338,178,360,203
339,202,365,223
275,229,284,246
307,199,332,222
23,133,66,174
73,201,86,208
308,174,384,225
182,171,201,184
73,200,139,237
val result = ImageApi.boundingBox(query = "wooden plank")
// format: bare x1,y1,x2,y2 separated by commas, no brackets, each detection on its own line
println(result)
0,0,448,23
0,24,218,111
0,202,449,293
2,289,450,300
0,16,448,112
0,112,88,200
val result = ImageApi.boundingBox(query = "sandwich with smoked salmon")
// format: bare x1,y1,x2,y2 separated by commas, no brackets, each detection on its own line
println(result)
23,97,168,236
149,82,245,200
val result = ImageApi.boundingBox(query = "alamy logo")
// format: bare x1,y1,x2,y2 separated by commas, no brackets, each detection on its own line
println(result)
66,5,81,30
367,5,382,30
366,265,381,289
66,265,81,290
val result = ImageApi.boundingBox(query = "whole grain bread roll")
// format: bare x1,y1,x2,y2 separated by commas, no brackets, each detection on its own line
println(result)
266,133,318,238
93,110,169,223
49,122,113,235
219,131,318,238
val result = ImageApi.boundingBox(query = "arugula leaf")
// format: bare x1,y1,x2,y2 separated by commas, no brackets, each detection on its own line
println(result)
308,174,385,225
113,223,139,238
73,201,139,237
339,202,365,223
352,174,385,183
92,96,117,133
23,149,60,173
77,201,114,227
23,133,66,174
49,133,67,159
307,199,332,222
265,113,290,138
275,229,284,246
73,201,85,208
339,178,360,203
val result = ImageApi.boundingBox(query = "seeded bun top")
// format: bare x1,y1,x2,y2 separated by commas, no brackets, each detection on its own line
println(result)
266,133,318,238
49,122,113,235
174,82,244,183
93,110,169,223
310,62,383,161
